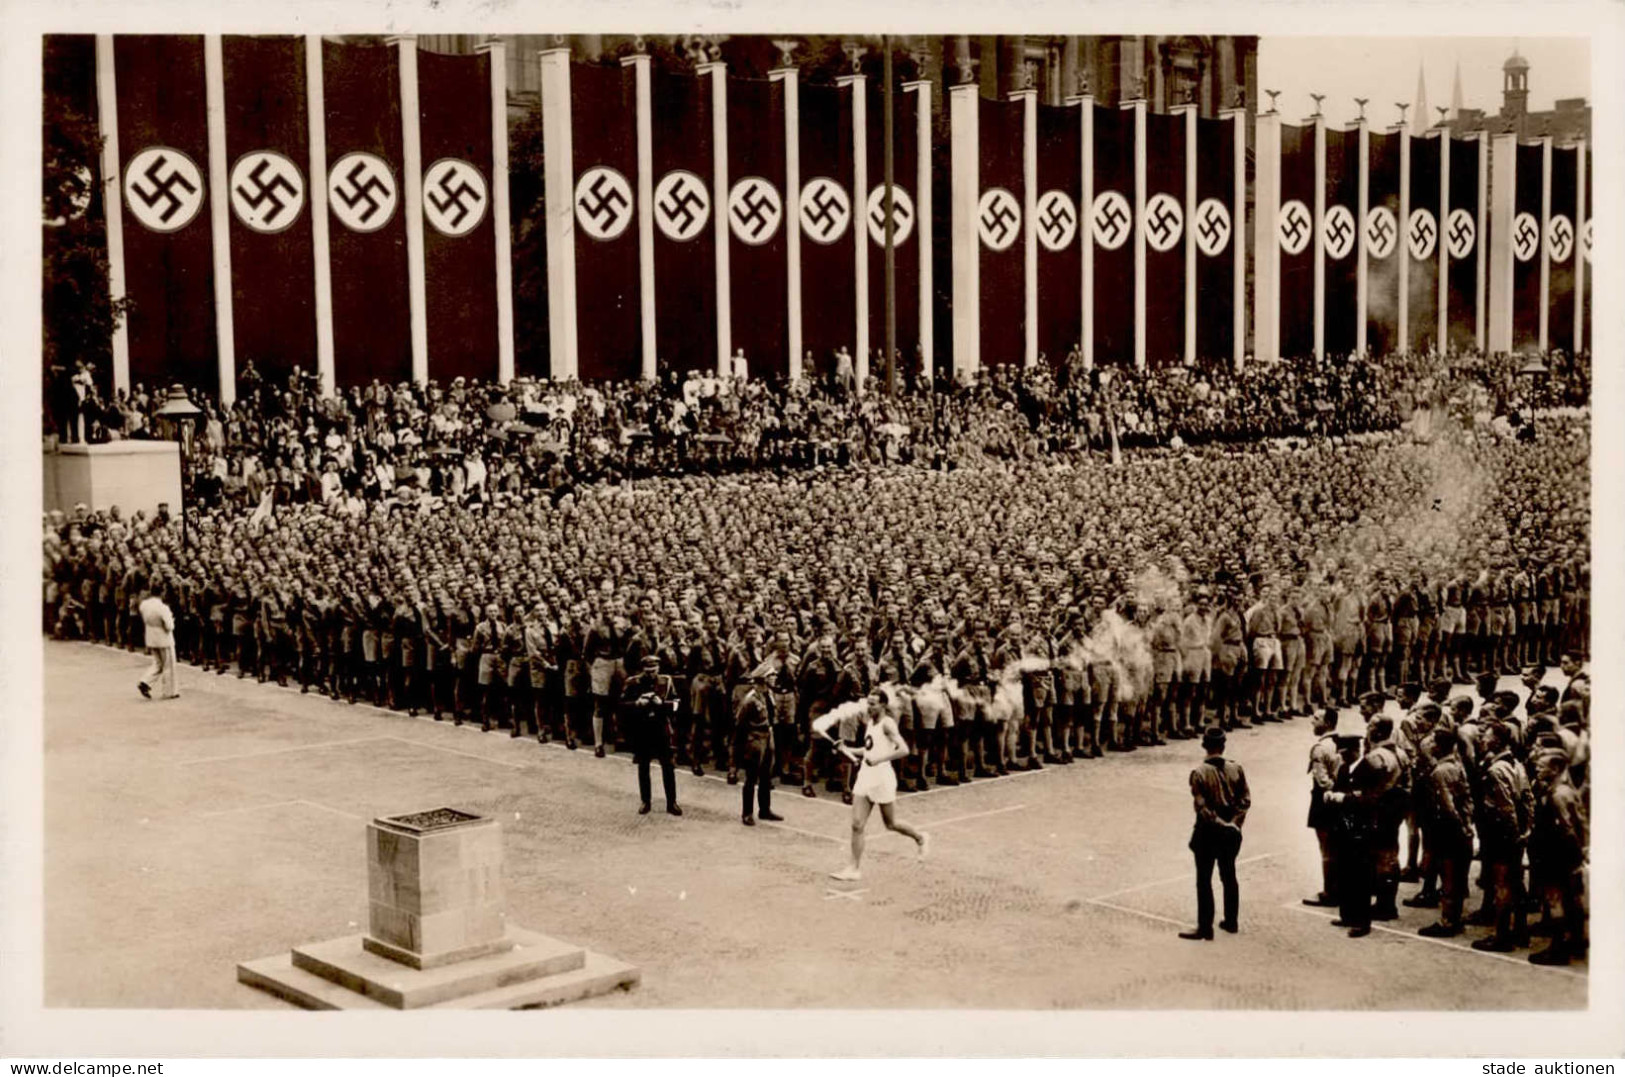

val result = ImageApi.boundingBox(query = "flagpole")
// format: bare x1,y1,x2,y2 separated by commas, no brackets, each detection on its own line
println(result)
884,36,896,397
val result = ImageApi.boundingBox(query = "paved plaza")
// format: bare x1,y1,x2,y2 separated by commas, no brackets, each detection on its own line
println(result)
43,640,1586,1010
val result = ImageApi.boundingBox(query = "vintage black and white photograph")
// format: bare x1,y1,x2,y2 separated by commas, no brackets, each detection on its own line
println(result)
3,0,1622,1061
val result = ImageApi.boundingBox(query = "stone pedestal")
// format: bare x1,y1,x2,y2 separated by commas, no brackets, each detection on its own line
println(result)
239,808,639,1010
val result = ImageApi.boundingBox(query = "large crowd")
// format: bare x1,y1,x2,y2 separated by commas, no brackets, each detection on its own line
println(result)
43,343,1590,964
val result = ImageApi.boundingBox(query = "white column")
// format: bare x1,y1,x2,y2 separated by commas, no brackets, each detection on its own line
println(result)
838,74,869,390
772,66,802,380
907,79,933,383
1174,103,1196,366
1355,119,1368,357
625,53,655,383
1437,130,1450,355
480,41,515,385
203,35,237,404
1015,88,1038,368
1226,106,1246,369
540,49,577,381
1252,111,1281,364
393,35,429,385
1397,124,1410,352
1574,138,1586,353
1475,134,1488,351
1487,133,1515,354
1538,135,1552,352
950,82,979,380
94,35,130,394
1075,93,1095,370
1312,111,1325,362
699,61,731,376
305,35,335,395
1128,96,1147,370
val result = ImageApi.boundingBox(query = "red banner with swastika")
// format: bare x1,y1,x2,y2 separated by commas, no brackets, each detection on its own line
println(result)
798,83,856,380
1407,133,1441,355
322,39,411,388
113,34,219,393
1090,103,1133,366
1445,135,1482,352
1143,110,1184,368
1365,129,1401,356
1194,115,1236,364
222,34,316,387
1511,142,1543,352
1278,122,1315,360
977,96,1023,367
1547,145,1577,355
1035,102,1080,369
1323,126,1359,358
652,68,718,376
418,47,498,383
728,75,788,380
571,61,642,383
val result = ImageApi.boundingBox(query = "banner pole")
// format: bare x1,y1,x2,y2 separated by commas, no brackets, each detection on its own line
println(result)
884,38,896,397
1438,129,1450,357
1574,138,1586,354
698,60,731,377
1355,118,1368,358
305,35,336,395
1131,95,1147,371
1079,93,1094,371
908,78,933,385
770,63,802,382
94,35,130,395
949,81,978,381
1538,135,1552,353
480,40,515,385
1312,110,1325,363
540,48,577,381
392,35,429,386
203,35,237,404
838,70,869,392
1397,123,1410,354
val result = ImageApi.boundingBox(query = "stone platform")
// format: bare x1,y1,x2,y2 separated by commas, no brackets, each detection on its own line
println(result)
238,807,639,1009
237,930,640,1011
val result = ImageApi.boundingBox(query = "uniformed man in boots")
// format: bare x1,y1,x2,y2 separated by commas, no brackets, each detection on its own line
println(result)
1418,729,1476,938
626,653,682,817
1303,707,1342,908
732,674,783,826
1180,727,1250,941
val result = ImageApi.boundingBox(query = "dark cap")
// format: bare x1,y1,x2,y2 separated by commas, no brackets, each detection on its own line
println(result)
1201,727,1226,752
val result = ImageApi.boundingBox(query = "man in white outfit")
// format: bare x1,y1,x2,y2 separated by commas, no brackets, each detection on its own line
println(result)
138,582,179,701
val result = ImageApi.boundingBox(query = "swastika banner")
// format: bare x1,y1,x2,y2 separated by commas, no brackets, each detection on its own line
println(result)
418,48,499,382
865,80,921,379
1143,110,1184,368
1445,135,1481,351
322,39,411,387
728,76,788,379
1407,133,1441,354
1511,142,1544,352
1194,114,1236,364
798,83,856,376
1581,150,1591,351
652,68,718,375
571,61,643,382
1278,122,1315,360
1091,103,1134,366
1035,102,1080,368
1365,129,1401,356
1323,126,1359,357
978,96,1024,367
113,35,219,392
222,35,316,386
1547,145,1577,355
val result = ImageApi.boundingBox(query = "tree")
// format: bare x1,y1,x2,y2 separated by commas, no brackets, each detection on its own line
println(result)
507,104,550,377
43,43,129,392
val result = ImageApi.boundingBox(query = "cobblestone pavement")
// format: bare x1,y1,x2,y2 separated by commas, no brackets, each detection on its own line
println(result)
43,641,1585,1010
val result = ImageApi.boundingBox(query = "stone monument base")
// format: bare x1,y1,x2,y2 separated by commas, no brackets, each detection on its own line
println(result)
237,808,639,1010
238,928,639,1011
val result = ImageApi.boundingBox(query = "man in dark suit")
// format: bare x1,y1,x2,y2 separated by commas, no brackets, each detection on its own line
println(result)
1181,727,1251,941
625,654,683,817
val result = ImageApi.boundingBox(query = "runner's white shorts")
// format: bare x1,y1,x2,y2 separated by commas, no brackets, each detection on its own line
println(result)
852,760,899,805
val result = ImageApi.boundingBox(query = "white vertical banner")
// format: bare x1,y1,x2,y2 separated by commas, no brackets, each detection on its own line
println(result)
949,82,979,380
393,35,429,385
480,41,515,385
700,61,731,376
1355,119,1368,357
1018,88,1038,368
94,35,130,394
1129,96,1147,370
1574,138,1586,354
838,73,869,390
908,79,933,383
539,48,577,380
1476,133,1488,351
771,65,802,381
1252,110,1281,365
203,35,237,404
1437,126,1450,357
1397,123,1411,352
626,52,655,383
1226,105,1246,369
1538,135,1552,352
1077,93,1095,370
1312,111,1325,362
1487,133,1515,354
1179,103,1197,366
305,35,335,395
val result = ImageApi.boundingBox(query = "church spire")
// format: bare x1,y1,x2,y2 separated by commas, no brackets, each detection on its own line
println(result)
1450,59,1464,119
1412,63,1429,134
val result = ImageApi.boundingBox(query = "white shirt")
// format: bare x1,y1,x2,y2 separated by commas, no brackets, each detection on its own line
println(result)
139,595,175,649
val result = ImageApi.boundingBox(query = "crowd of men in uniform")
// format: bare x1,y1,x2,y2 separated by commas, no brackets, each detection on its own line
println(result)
1306,665,1589,966
43,342,1589,949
